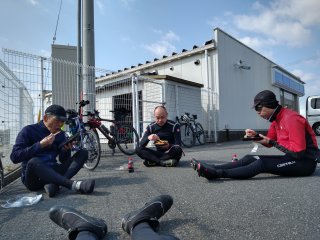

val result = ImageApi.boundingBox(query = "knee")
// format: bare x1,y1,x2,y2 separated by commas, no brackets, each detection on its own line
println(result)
135,146,144,156
170,146,183,159
77,149,89,162
27,157,43,168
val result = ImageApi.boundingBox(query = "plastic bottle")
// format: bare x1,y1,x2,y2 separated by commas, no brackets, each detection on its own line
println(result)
128,157,134,173
232,154,238,162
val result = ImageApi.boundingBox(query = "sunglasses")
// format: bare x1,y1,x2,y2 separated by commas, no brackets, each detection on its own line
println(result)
254,105,263,112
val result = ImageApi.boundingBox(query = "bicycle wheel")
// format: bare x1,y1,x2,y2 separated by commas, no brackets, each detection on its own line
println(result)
115,124,139,155
195,123,205,145
0,159,4,191
83,129,101,170
180,123,195,148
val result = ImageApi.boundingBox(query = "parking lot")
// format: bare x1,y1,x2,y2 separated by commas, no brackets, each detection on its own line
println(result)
1,139,320,240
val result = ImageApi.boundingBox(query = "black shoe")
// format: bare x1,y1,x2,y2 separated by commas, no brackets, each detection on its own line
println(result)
143,160,157,167
49,205,107,240
79,180,95,194
121,195,173,234
161,159,178,167
197,162,219,180
44,184,59,198
190,158,199,170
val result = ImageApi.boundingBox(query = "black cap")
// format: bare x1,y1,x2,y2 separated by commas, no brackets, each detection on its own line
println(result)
253,90,279,109
45,104,67,121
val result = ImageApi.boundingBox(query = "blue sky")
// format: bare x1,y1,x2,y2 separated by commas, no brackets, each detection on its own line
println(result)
1,0,319,114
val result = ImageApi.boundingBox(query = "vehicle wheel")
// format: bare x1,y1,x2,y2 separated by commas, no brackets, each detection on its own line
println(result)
180,123,195,148
195,123,206,145
83,129,101,170
0,158,4,191
313,123,320,136
116,124,140,155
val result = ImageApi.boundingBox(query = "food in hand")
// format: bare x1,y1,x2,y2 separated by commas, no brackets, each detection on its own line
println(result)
154,139,169,146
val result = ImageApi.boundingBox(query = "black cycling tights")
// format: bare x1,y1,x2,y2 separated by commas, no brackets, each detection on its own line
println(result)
23,149,88,190
213,154,317,179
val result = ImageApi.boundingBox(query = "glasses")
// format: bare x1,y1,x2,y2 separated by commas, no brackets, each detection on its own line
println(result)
254,105,263,112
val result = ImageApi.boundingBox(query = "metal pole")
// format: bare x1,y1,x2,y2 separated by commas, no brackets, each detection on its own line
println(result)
41,57,45,117
77,0,82,103
82,0,95,112
134,75,140,136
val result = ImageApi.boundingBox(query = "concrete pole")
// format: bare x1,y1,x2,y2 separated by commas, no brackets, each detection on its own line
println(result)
77,0,82,104
82,0,95,112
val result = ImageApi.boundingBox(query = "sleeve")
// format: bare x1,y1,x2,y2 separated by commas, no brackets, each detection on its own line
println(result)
268,116,307,159
10,127,42,164
139,125,152,147
173,123,182,146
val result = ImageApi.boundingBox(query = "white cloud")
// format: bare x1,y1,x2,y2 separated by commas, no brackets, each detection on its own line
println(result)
120,0,135,9
233,0,320,47
95,0,105,15
144,41,176,57
144,30,180,57
28,0,39,5
163,30,180,42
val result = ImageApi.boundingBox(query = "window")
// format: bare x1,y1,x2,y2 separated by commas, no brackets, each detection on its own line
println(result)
311,97,320,109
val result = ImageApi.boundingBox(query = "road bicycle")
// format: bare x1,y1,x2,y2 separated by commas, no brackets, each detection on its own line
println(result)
78,100,139,170
64,102,101,171
0,155,5,191
176,112,205,148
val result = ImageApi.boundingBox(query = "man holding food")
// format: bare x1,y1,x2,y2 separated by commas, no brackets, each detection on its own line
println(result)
10,104,94,197
191,90,319,180
136,105,183,167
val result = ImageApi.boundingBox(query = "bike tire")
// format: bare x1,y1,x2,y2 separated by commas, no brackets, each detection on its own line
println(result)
180,123,195,148
83,129,101,170
0,158,4,191
195,123,205,145
115,124,139,155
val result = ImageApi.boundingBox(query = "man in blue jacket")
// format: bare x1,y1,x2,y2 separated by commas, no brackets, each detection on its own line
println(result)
10,104,94,197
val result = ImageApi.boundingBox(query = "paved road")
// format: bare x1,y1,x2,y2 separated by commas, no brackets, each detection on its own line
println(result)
1,140,320,240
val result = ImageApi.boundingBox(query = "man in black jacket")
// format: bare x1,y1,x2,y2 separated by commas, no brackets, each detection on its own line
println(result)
136,106,183,167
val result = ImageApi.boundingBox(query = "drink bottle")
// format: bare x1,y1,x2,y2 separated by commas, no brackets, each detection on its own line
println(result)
128,157,134,173
232,154,238,162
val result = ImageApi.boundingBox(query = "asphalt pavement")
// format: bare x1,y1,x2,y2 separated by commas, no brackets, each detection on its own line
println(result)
1,139,320,240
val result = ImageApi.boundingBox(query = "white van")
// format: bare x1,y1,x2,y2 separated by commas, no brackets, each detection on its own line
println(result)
306,95,320,136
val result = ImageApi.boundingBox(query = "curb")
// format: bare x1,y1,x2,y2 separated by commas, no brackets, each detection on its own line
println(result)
4,167,21,187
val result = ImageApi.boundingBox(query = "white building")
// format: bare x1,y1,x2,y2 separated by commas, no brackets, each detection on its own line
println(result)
95,28,305,142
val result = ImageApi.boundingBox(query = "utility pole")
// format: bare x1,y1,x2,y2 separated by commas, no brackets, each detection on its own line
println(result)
82,0,95,112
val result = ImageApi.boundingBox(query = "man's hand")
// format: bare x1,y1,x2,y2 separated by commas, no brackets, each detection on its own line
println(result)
245,129,257,138
256,134,270,145
148,134,160,141
40,133,55,148
62,142,74,151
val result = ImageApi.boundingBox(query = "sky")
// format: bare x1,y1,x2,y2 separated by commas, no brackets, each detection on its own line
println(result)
0,0,320,115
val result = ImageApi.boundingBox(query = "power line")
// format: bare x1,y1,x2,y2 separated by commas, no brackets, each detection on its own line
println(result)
52,0,63,45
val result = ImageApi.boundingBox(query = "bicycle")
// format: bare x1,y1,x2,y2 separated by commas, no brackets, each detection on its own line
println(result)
0,155,5,191
80,101,139,164
176,112,205,148
64,102,101,171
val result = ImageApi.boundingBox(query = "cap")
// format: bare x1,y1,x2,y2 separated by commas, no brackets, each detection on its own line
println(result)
45,104,67,121
253,90,279,109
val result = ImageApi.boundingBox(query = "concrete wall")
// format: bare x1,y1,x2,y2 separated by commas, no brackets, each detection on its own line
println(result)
214,28,279,134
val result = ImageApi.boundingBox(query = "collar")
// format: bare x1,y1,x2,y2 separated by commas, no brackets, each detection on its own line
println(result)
268,105,282,122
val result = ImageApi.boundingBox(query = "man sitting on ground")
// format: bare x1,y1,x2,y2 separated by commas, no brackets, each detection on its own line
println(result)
136,105,183,167
10,104,95,197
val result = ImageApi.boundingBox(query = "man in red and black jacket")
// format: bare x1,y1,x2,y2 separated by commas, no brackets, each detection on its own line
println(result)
192,90,320,180
136,106,183,167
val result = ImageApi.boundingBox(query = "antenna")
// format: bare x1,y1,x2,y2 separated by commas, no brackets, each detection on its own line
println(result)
52,0,63,45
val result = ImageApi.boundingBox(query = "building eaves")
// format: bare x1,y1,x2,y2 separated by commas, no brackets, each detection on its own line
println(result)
96,41,215,83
